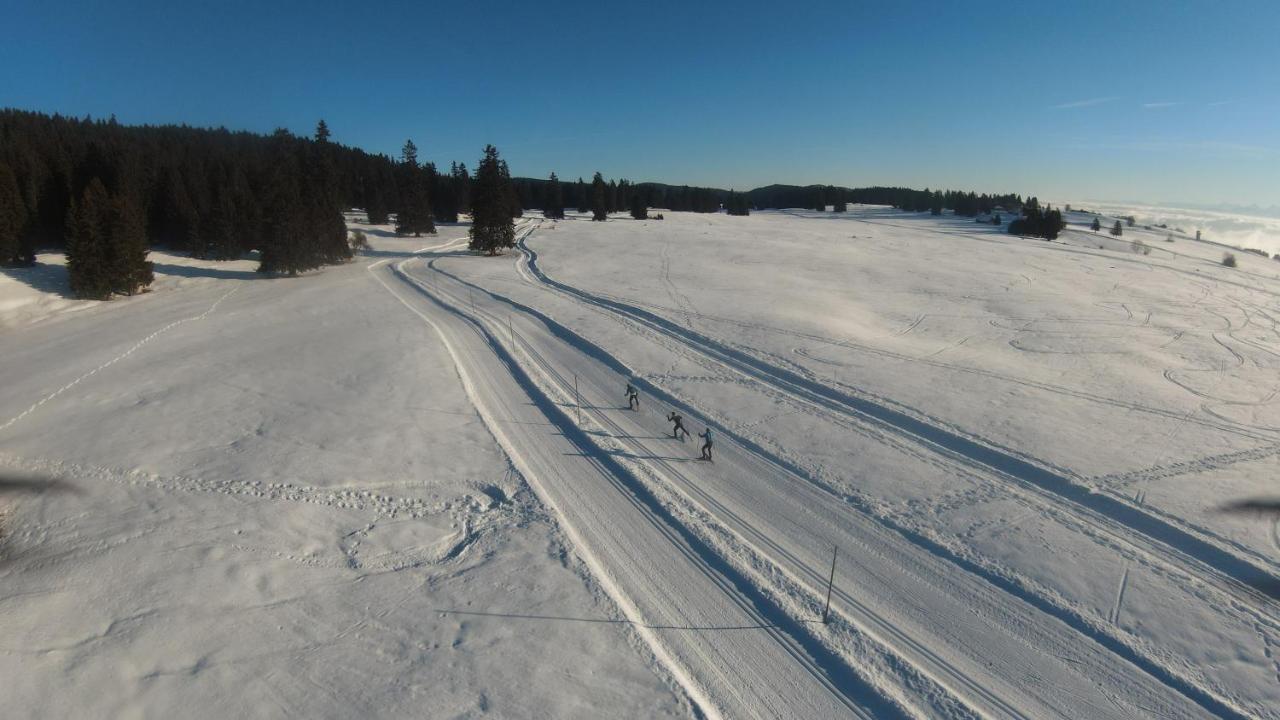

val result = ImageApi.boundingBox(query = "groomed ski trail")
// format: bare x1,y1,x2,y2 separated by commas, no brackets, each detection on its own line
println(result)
366,241,895,720
514,226,1280,612
415,246,1235,718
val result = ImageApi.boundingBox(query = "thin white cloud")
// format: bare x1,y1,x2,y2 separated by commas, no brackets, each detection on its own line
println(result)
1206,100,1233,107
1143,101,1181,109
1051,96,1117,109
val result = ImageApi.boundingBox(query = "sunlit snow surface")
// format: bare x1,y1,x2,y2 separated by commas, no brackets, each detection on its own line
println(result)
2,206,1278,718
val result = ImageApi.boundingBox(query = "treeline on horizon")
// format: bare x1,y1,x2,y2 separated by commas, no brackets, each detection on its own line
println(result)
0,109,1062,298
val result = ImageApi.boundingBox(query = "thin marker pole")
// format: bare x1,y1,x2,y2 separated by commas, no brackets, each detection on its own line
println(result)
509,315,514,346
574,374,581,426
822,545,838,624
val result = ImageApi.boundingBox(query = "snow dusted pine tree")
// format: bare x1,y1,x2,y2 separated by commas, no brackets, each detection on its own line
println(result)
468,145,516,255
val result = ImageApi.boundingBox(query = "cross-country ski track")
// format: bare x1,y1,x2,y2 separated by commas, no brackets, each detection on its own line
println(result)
367,223,1238,719
368,241,890,720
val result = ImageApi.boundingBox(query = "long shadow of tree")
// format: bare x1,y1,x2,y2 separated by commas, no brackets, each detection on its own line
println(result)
151,263,260,280
0,262,74,299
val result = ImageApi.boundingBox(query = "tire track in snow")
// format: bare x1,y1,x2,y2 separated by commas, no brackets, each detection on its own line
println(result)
0,285,241,435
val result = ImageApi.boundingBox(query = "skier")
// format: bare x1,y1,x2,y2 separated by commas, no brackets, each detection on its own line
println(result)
667,411,690,441
625,382,640,411
698,427,714,461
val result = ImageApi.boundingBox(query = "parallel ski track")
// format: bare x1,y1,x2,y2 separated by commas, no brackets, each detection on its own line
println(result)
415,231,1245,718
514,226,1280,615
370,241,891,720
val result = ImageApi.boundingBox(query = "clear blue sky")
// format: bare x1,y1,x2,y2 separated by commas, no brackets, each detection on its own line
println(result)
2,0,1276,205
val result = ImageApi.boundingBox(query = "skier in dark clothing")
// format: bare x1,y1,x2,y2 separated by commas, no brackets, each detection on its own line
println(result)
699,428,714,460
667,412,689,441
625,382,639,410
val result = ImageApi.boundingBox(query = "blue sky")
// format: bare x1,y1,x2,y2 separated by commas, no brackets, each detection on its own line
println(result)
2,0,1276,205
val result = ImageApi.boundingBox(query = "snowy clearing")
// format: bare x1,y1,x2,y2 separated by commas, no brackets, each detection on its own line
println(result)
2,205,1278,718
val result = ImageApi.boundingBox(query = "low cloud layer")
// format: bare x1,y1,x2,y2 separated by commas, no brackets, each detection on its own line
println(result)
1074,201,1280,256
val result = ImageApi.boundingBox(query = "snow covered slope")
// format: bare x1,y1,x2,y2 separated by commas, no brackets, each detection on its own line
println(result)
439,207,1280,717
0,232,686,718
3,206,1278,718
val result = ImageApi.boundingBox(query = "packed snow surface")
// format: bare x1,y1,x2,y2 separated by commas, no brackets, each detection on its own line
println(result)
2,205,1278,718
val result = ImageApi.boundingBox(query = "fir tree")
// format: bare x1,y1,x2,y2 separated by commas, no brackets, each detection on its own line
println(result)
1111,220,1123,236
576,178,589,214
591,172,608,221
315,119,331,143
400,139,417,167
468,145,516,255
151,165,199,252
1042,206,1064,240
108,192,153,295
365,189,389,224
0,162,29,266
312,196,352,265
544,172,565,219
725,190,750,216
449,162,471,215
395,140,434,236
1091,217,1101,232
66,178,114,299
500,160,522,218
629,192,647,220
258,142,309,276
207,188,239,260
434,163,459,223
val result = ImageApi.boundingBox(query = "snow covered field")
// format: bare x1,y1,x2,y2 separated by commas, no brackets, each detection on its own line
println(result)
1068,201,1280,258
2,205,1278,718
0,233,685,718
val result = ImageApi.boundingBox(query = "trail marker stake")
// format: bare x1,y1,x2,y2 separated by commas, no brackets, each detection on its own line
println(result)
575,374,581,426
822,545,838,624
